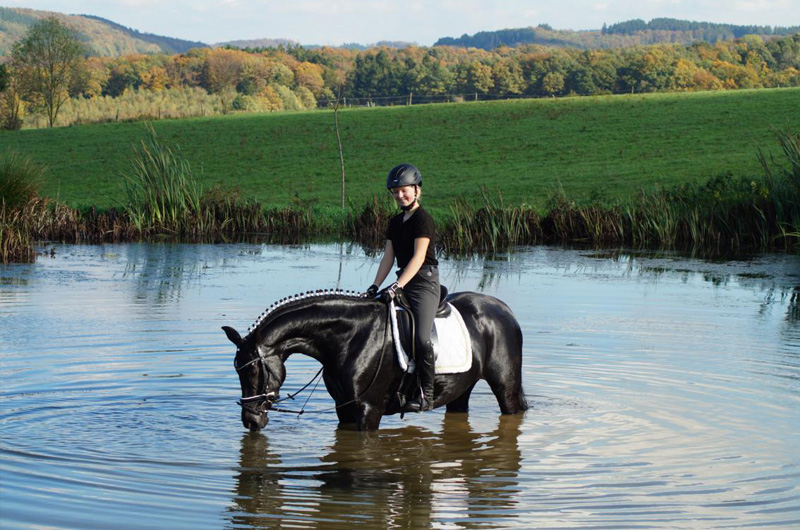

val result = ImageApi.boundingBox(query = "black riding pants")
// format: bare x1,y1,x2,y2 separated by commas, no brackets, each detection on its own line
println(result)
400,265,440,348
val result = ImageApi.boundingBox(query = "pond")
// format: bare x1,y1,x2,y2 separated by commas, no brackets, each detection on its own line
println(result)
1,243,799,529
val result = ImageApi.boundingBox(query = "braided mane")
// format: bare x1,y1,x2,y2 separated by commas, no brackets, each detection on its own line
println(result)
245,289,369,338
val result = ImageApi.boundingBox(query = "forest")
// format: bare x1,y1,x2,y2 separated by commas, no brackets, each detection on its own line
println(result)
2,27,799,129
436,20,800,50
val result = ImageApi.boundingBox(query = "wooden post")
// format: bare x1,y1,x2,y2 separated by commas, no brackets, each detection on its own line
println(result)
334,85,346,210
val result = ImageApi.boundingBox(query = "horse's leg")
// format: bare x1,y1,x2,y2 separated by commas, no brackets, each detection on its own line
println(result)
445,381,477,413
484,342,528,414
336,405,358,427
485,364,528,414
355,402,384,431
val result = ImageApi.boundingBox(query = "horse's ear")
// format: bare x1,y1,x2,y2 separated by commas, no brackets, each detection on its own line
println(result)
222,326,244,346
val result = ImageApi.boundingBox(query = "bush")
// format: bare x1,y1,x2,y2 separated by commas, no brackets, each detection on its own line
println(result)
0,151,43,210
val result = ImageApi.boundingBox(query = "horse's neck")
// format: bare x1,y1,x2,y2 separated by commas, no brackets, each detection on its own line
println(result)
259,298,381,363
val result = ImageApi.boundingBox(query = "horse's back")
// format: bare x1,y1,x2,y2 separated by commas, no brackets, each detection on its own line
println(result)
447,291,520,333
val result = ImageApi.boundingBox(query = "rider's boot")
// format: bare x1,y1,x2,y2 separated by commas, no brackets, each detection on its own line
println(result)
404,341,435,413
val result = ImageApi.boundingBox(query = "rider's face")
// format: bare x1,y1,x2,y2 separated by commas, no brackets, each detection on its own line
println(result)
391,185,416,208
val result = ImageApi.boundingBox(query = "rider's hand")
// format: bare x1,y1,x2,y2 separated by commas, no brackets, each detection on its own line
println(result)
381,282,400,303
365,284,379,297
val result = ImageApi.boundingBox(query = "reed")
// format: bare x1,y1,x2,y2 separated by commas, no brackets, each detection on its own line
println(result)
758,128,800,246
0,152,42,263
122,125,202,235
439,189,539,254
1,202,35,264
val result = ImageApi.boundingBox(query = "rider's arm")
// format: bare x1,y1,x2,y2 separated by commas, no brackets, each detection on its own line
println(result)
372,240,395,287
396,237,430,288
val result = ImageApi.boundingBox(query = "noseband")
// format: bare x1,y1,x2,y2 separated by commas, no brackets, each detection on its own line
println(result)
234,351,280,415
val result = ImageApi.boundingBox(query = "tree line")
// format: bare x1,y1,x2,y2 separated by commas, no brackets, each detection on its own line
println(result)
2,17,799,129
603,18,800,38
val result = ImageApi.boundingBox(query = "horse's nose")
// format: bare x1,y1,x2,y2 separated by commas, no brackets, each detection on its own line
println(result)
242,410,268,431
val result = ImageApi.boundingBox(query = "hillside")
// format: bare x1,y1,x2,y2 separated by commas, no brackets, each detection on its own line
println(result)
80,14,206,54
0,7,207,57
435,19,800,50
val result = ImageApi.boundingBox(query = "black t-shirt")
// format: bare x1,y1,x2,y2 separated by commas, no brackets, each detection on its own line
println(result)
386,206,438,270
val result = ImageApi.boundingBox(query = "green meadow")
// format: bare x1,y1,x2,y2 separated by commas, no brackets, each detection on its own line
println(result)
3,87,799,212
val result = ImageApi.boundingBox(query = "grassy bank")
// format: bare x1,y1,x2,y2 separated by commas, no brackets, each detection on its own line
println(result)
2,126,798,264
2,88,799,211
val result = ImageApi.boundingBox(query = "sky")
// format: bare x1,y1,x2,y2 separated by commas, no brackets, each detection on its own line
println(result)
5,0,799,46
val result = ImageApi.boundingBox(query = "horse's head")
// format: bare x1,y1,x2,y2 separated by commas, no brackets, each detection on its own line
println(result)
223,325,286,431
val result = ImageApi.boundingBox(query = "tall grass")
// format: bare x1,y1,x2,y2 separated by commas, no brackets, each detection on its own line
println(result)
442,190,538,253
122,126,202,234
759,128,800,242
0,151,44,263
1,151,43,211
1,202,36,264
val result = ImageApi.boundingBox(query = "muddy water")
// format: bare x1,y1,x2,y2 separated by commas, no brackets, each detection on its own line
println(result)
1,243,798,529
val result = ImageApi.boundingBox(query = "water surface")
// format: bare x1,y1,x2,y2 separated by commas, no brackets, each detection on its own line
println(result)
1,243,798,529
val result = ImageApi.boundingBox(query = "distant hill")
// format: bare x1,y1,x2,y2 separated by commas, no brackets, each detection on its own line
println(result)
0,7,207,57
435,19,800,50
80,14,206,54
3,7,799,59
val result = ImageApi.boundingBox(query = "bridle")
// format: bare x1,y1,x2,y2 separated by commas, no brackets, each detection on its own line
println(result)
232,304,392,418
234,349,281,415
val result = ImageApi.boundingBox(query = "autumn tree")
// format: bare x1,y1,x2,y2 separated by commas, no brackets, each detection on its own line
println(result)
202,49,246,113
0,63,25,130
12,17,85,127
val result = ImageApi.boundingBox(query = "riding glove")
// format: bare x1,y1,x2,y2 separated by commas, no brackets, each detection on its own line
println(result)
380,282,401,303
365,284,379,297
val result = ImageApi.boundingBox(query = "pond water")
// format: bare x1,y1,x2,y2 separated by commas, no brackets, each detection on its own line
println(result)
1,243,799,529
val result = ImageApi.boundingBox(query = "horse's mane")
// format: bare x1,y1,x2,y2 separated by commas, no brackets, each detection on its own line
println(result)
245,289,370,338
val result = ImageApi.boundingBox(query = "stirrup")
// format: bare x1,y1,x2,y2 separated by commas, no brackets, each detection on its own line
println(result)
401,389,432,413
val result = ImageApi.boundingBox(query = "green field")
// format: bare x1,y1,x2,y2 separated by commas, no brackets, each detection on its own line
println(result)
2,88,799,211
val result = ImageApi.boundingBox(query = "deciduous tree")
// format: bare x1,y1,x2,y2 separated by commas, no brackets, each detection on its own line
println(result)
12,16,85,127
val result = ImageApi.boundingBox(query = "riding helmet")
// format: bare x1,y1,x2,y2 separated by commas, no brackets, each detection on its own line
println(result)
386,163,422,189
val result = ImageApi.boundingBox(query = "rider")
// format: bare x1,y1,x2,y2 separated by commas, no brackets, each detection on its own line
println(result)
366,163,440,412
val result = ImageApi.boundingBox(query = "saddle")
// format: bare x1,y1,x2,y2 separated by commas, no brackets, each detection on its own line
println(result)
385,285,472,413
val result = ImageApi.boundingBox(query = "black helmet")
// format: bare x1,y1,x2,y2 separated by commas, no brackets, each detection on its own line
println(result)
386,163,422,189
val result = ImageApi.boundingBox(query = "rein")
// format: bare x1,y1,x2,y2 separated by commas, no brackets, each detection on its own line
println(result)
237,303,390,417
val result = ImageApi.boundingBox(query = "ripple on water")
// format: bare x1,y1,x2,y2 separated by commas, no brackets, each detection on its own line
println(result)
1,244,799,529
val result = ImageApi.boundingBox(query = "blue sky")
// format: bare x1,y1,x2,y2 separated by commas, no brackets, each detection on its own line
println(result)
6,0,799,45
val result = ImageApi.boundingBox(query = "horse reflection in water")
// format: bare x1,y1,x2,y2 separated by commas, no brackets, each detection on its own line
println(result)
223,290,527,431
228,414,524,529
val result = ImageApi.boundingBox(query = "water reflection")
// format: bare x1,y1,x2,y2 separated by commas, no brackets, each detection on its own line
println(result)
3,243,798,530
121,244,208,305
228,414,523,529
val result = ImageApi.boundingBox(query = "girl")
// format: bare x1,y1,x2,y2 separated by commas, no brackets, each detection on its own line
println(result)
366,163,440,412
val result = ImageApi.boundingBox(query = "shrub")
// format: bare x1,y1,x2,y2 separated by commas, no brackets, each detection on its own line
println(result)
0,151,43,210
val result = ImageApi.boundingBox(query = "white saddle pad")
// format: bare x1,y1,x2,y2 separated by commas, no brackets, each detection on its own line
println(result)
389,301,473,375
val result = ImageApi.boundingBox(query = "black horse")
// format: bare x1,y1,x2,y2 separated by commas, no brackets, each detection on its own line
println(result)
223,289,527,431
